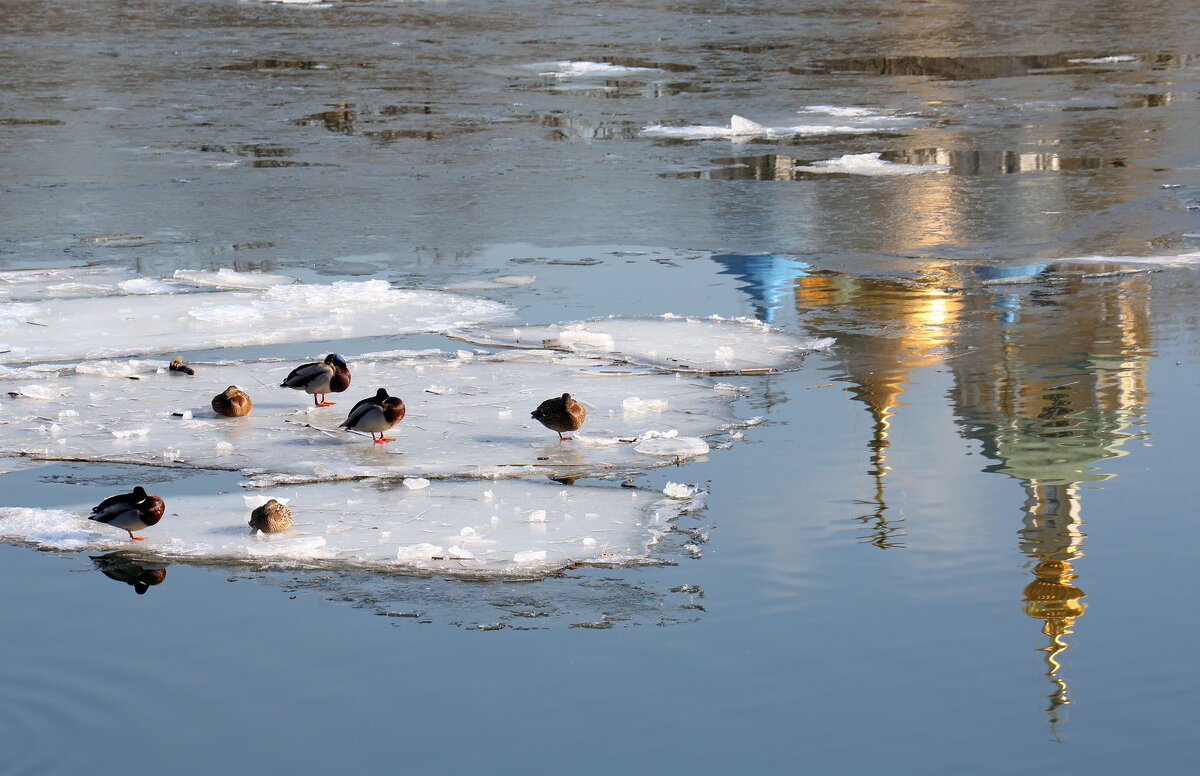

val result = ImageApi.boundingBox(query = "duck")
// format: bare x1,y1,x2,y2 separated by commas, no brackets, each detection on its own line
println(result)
89,486,165,541
91,552,168,595
249,499,293,533
281,353,351,407
531,392,586,440
168,356,195,376
340,387,406,443
211,385,252,417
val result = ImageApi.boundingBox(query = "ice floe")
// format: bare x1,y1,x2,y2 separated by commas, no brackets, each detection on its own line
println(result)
640,113,909,141
1047,252,1200,268
0,350,752,482
0,280,514,364
1067,55,1138,64
0,478,702,575
453,315,833,373
793,152,949,177
536,61,662,78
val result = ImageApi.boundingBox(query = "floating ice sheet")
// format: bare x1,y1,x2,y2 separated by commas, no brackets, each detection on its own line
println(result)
0,281,514,364
640,114,909,141
0,350,749,482
171,269,298,290
0,478,701,576
793,152,949,177
536,61,661,78
454,315,834,373
1046,252,1200,268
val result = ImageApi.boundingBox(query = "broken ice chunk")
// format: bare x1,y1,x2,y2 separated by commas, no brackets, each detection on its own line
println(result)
662,482,696,499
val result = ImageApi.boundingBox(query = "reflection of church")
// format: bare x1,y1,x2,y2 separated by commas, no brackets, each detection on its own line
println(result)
778,258,1152,736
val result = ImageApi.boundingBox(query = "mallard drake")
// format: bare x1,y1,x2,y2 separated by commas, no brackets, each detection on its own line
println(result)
211,385,252,417
91,552,168,594
168,356,195,376
249,499,293,533
340,387,406,443
281,353,351,407
89,486,165,541
531,393,586,440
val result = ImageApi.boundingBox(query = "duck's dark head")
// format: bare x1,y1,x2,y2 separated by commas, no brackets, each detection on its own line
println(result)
325,354,348,368
131,486,148,500
375,388,390,401
561,393,572,401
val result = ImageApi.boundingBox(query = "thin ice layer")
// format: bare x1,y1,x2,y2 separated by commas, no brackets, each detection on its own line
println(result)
793,153,949,176
0,266,170,300
640,113,912,140
0,479,700,575
536,61,661,78
0,281,514,364
454,315,834,373
0,350,743,481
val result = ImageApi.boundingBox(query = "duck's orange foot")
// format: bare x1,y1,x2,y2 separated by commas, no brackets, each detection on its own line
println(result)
373,436,396,443
315,401,336,407
129,535,147,541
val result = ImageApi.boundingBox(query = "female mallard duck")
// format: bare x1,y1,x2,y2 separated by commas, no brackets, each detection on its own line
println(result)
531,393,586,440
89,486,165,541
340,387,405,443
249,499,293,533
281,353,351,407
211,385,252,417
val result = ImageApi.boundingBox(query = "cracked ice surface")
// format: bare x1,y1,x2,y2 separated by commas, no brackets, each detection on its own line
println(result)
0,280,514,364
0,350,747,482
0,266,297,301
0,479,701,575
454,315,833,373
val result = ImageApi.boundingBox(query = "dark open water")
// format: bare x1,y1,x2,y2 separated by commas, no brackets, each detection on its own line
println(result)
2,0,1200,772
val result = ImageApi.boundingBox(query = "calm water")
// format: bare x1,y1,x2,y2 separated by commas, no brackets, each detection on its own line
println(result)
3,0,1200,772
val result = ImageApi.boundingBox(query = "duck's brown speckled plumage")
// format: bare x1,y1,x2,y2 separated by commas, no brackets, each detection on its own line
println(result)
211,385,252,417
531,393,586,440
249,499,293,533
168,356,195,376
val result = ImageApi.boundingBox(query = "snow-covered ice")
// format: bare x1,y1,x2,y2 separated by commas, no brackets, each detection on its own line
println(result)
454,315,834,372
0,479,700,575
0,350,751,481
794,152,949,177
0,280,514,363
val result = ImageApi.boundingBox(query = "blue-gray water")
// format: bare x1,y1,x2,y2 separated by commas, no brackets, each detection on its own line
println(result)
3,0,1200,772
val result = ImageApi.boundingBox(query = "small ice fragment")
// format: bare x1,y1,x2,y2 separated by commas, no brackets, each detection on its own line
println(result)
8,384,58,400
582,537,597,548
110,427,151,439
459,527,477,537
714,346,735,361
117,278,176,295
448,545,475,559
622,396,668,413
634,433,709,458
514,549,547,563
663,482,696,499
497,409,512,419
528,510,547,523
729,115,766,133
396,543,443,561
483,490,494,501
557,328,615,351
403,478,430,490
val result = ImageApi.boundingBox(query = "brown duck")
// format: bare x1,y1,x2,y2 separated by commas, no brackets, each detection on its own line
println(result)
249,499,293,533
88,486,165,541
531,393,586,440
340,387,406,443
211,385,252,417
281,353,351,407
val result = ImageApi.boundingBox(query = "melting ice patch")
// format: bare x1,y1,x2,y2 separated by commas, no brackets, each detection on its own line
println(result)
0,281,514,364
793,152,949,177
1067,55,1138,64
0,350,747,482
641,113,909,141
536,61,661,78
0,479,700,575
172,269,297,290
1049,252,1200,268
455,315,833,373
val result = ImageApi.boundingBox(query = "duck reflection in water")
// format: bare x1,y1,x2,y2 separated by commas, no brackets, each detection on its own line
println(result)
90,552,168,595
